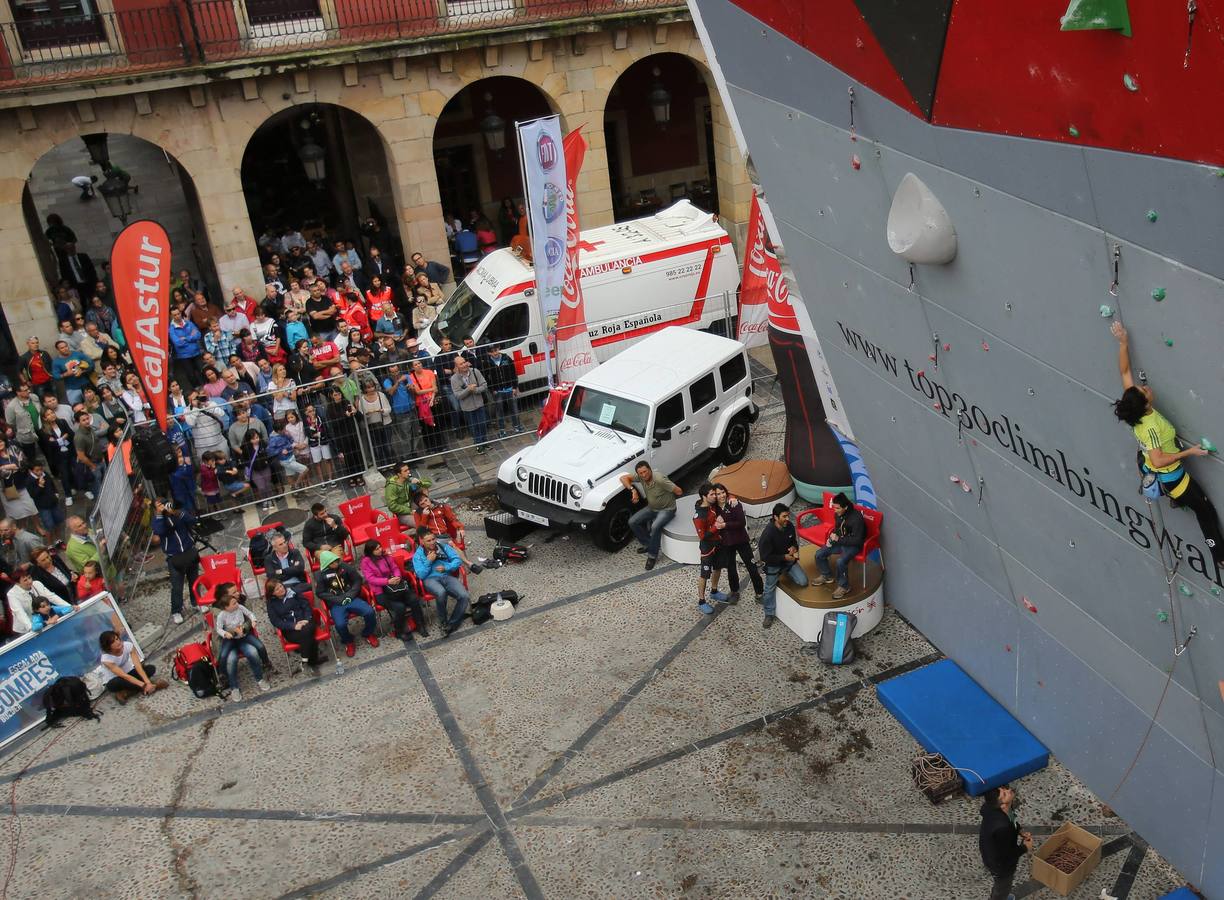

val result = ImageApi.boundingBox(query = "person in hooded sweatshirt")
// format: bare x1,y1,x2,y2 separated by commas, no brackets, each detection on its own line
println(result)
978,784,1033,900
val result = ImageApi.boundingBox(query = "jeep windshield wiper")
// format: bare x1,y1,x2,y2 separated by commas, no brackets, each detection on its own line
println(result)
579,419,594,435
609,428,626,444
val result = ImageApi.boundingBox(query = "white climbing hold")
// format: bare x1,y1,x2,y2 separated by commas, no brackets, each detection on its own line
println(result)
950,475,961,483
886,173,958,264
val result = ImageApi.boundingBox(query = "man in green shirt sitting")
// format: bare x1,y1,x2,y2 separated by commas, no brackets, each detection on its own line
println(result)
621,461,683,571
1111,322,1222,570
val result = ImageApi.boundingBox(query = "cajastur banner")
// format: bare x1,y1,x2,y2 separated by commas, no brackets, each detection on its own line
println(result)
110,220,170,431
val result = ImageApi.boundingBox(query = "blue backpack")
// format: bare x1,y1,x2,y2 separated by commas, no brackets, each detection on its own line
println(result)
816,611,857,665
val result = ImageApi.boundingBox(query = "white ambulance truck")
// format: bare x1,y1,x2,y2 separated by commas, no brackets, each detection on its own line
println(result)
421,200,739,393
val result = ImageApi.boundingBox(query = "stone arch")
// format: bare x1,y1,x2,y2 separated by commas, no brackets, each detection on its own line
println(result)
601,45,748,239
20,131,219,348
429,73,560,237
239,101,403,266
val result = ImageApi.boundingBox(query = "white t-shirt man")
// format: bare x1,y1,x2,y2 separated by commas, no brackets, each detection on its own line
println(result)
101,639,136,674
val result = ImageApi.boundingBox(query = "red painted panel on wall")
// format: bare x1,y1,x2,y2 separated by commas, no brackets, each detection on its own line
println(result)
728,0,922,117
932,0,1224,165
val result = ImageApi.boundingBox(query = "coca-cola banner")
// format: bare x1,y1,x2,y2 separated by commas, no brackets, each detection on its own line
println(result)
110,220,171,430
554,129,599,383
735,192,770,348
515,115,567,376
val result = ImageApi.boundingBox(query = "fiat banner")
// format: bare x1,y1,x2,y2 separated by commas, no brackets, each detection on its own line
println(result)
516,115,567,379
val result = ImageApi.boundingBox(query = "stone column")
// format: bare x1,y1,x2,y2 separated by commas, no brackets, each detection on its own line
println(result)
0,184,60,346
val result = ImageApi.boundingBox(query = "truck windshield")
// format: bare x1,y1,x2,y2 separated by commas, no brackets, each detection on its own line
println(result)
430,282,491,345
565,386,649,438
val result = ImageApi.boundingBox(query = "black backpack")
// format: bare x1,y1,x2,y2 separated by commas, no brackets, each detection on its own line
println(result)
42,676,101,729
131,424,177,477
187,658,223,698
249,525,292,564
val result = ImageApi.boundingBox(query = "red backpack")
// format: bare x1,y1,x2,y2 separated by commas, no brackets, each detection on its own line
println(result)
172,640,222,698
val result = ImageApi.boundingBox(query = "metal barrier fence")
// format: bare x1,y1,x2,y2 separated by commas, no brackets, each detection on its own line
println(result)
87,423,155,603
184,292,759,516
0,0,687,88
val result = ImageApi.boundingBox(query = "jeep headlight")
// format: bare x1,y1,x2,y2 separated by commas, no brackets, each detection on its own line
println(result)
516,465,528,483
570,484,584,500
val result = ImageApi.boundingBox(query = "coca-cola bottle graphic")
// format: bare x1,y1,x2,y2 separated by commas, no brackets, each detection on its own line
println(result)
765,265,853,502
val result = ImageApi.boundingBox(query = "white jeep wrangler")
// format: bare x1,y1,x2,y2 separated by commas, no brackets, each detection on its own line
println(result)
496,327,758,550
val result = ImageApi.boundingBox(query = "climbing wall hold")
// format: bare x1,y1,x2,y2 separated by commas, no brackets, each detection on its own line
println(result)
1200,437,1216,453
1164,337,1175,347
1216,169,1224,178
933,403,942,411
915,369,925,377
1005,644,1012,652
961,481,972,493
928,354,937,362
1125,74,1140,92
942,343,951,352
1151,287,1166,301
1178,583,1194,597
1022,597,1038,613
1068,125,1080,137
981,341,990,351
1156,610,1169,623
949,475,960,483
851,155,861,170
1144,208,1157,221
1211,586,1222,597
1219,681,1224,704
1099,304,1114,317
1027,387,1036,396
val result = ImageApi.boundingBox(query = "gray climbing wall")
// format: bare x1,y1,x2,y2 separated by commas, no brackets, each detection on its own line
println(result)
693,0,1224,891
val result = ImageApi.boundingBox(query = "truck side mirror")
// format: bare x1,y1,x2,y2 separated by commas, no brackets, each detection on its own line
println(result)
653,426,671,442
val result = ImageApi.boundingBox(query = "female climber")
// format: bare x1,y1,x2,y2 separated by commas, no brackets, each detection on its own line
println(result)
1110,321,1222,570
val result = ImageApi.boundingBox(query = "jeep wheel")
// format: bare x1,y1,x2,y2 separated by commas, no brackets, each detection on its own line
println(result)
719,415,751,464
593,495,633,551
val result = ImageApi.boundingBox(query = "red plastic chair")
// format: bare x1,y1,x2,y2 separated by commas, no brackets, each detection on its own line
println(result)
246,522,285,588
339,495,390,532
352,520,409,554
795,494,884,587
192,552,241,608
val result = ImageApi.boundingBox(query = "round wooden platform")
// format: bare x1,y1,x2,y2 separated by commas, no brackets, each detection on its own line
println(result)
712,459,796,518
775,545,885,639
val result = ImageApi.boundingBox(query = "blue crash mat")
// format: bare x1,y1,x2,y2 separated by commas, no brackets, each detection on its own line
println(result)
877,658,1049,796
1158,890,1198,900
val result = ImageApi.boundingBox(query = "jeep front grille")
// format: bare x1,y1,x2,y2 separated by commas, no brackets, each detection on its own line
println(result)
527,472,570,505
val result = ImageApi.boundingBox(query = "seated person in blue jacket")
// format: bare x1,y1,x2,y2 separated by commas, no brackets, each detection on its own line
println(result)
312,550,378,657
812,493,866,600
411,528,469,637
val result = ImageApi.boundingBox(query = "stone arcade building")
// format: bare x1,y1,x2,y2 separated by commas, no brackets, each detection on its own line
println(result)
0,0,752,350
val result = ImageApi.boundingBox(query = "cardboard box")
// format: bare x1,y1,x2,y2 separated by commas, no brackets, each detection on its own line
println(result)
1030,822,1104,896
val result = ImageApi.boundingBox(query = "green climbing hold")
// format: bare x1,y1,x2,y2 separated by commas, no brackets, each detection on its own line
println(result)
1068,125,1080,138
1201,438,1217,453
1216,169,1224,178
1124,74,1140,92
1099,304,1114,317
1212,586,1222,597
1156,610,1169,623
1060,0,1132,36
1179,583,1193,597
1145,209,1157,222
1151,287,1166,301
1164,337,1174,346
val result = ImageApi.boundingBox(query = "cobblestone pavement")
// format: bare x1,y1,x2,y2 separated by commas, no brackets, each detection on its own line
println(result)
0,372,1190,899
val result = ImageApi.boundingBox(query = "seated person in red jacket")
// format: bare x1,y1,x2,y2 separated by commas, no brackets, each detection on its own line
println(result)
412,492,481,573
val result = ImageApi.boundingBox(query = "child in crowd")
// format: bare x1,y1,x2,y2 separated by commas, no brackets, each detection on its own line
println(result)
76,559,107,601
199,452,223,512
30,595,73,631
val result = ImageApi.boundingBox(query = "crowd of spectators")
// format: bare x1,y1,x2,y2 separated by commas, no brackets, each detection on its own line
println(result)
13,214,528,540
